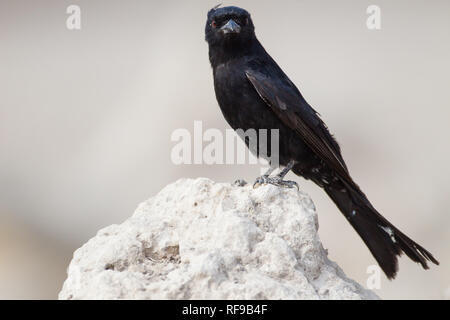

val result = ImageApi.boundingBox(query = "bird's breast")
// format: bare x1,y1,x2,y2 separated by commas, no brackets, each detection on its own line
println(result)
211,59,313,166
213,62,271,129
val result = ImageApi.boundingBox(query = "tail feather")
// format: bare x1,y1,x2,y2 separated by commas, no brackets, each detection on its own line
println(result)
323,182,438,279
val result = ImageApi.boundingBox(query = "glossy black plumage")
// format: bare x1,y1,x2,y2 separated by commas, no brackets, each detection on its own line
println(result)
205,6,438,279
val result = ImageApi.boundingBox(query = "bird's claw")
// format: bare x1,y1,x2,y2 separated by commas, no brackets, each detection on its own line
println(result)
253,175,270,188
281,180,299,190
253,176,299,190
233,179,248,187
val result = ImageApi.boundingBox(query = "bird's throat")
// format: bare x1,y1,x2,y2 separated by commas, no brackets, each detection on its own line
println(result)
208,37,260,68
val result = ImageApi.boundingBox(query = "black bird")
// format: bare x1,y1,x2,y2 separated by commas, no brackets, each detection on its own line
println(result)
205,5,438,279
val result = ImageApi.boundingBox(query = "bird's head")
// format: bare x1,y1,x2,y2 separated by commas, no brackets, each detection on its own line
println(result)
205,5,255,50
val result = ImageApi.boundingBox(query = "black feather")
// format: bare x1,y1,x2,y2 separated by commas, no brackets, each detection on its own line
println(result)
205,6,438,279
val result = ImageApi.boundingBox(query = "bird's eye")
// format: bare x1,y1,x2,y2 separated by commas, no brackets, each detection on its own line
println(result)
244,18,249,25
211,20,217,28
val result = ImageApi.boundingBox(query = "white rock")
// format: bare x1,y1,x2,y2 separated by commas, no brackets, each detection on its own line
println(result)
59,178,379,300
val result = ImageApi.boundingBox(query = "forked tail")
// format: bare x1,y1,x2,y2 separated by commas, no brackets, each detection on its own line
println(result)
323,181,439,279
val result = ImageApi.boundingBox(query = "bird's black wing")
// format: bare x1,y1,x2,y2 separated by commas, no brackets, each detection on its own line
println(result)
245,67,353,184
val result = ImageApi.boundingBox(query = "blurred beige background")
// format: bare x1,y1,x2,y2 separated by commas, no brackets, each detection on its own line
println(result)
0,0,449,299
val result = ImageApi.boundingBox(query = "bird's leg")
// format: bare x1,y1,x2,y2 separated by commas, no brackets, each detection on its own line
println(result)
253,160,298,189
277,160,296,179
252,166,276,187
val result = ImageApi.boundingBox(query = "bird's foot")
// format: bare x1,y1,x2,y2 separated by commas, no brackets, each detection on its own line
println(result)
253,175,298,190
233,179,248,187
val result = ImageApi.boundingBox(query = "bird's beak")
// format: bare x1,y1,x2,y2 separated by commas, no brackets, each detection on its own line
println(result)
220,19,241,34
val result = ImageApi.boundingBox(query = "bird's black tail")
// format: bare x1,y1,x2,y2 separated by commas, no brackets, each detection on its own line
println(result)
322,181,439,279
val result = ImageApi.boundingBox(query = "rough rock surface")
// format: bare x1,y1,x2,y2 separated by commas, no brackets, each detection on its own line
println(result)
59,178,378,300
